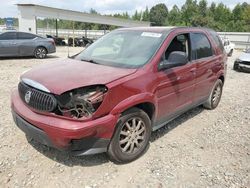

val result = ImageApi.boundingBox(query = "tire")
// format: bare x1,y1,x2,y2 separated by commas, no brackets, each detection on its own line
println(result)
34,47,47,59
233,63,239,71
203,79,223,110
233,64,238,71
108,107,151,163
228,49,233,57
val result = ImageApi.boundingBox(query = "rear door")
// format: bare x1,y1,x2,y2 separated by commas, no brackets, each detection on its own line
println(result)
190,32,217,102
0,32,18,57
17,32,37,56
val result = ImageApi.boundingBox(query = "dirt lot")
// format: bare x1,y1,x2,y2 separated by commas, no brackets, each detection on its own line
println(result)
0,47,249,188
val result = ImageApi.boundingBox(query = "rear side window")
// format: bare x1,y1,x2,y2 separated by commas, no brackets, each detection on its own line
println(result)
0,32,17,40
17,32,37,40
191,33,213,60
209,30,224,53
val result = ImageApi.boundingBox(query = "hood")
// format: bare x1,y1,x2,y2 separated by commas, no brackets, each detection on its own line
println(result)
21,58,137,94
238,52,250,62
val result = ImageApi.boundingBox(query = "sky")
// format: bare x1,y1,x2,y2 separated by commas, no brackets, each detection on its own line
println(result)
0,0,248,18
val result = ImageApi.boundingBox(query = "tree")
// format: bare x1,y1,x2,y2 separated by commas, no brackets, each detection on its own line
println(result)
209,2,216,14
191,0,213,27
132,10,141,20
181,0,198,26
243,4,250,23
89,8,98,14
198,0,208,17
168,5,182,25
149,3,168,26
142,6,150,21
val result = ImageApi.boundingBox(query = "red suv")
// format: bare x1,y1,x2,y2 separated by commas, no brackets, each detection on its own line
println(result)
11,27,227,163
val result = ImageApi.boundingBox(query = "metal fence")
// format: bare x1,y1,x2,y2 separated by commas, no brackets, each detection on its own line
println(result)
37,29,250,49
218,32,250,49
1,25,250,49
37,28,109,40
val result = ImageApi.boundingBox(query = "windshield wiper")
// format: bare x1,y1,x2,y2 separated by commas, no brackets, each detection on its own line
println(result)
80,58,100,64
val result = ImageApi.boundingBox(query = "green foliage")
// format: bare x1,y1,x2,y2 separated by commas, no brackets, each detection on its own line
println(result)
181,0,198,26
142,7,150,21
168,5,182,26
149,3,168,26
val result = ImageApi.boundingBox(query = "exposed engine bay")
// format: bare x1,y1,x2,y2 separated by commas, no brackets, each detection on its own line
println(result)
55,85,107,118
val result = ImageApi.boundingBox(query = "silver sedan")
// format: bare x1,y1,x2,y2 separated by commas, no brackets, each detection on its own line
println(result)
0,31,56,59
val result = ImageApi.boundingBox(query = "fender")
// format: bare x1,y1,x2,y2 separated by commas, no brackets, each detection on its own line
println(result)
110,92,156,116
217,71,225,83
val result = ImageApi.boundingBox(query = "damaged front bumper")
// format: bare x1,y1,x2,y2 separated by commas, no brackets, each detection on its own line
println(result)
11,89,119,155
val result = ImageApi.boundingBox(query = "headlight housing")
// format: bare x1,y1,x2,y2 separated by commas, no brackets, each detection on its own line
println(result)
55,85,107,119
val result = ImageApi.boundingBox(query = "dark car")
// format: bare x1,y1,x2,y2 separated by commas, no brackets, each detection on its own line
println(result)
68,36,94,47
11,27,227,163
46,35,66,46
0,31,56,59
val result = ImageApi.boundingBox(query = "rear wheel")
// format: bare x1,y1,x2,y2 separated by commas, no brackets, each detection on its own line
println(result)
203,79,223,110
108,108,151,163
34,47,47,59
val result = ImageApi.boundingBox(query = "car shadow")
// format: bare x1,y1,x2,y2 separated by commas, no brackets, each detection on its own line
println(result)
27,136,110,167
26,106,204,167
150,106,204,142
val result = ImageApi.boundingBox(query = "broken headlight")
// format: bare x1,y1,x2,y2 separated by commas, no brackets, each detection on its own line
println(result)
56,85,107,119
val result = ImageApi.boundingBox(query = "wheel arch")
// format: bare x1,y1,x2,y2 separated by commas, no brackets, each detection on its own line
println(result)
110,93,156,121
218,75,225,85
122,102,156,121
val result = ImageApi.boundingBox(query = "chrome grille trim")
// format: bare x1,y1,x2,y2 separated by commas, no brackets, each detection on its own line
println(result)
22,78,50,93
18,82,57,112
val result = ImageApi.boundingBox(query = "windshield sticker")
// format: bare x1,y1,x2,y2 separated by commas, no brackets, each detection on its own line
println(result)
141,32,162,38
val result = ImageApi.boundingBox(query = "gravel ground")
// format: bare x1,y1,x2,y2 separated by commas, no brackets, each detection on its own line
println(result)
0,47,249,188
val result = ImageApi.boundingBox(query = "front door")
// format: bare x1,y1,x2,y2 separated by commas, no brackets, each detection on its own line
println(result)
155,33,196,126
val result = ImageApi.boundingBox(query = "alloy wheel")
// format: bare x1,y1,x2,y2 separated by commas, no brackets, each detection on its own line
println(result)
212,84,222,106
119,117,146,154
36,48,46,59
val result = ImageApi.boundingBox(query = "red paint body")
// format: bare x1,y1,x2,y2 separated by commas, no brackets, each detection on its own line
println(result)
11,27,227,151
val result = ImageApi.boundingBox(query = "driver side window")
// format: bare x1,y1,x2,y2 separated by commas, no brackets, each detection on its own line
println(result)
165,33,190,61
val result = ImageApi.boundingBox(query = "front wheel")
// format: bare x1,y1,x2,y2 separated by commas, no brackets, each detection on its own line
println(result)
233,63,239,71
203,79,223,110
108,108,151,163
34,47,47,59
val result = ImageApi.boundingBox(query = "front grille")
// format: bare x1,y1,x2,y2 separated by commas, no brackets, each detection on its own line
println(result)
18,82,57,112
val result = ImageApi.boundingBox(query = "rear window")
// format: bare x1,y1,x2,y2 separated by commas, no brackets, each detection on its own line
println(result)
191,33,213,60
209,30,225,53
17,32,37,40
0,32,17,40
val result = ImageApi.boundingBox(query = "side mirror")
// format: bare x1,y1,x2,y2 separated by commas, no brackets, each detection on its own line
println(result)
158,51,188,70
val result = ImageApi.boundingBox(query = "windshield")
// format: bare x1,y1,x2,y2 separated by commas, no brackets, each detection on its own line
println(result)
75,30,166,68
